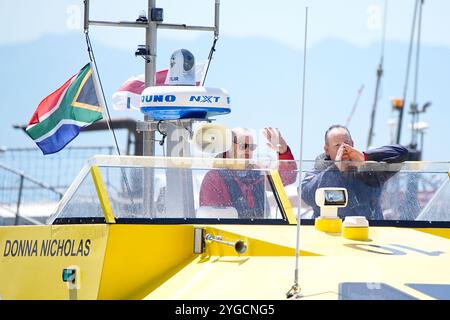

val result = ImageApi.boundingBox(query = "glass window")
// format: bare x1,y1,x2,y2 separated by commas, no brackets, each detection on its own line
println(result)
97,166,287,220
296,160,450,222
50,157,450,224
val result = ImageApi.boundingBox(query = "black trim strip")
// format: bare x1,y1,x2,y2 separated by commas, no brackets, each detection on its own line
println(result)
52,217,290,225
116,218,290,225
300,219,450,228
53,217,106,225
365,219,450,228
52,217,450,228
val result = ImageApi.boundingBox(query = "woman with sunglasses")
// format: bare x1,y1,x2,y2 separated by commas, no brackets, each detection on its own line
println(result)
199,127,297,218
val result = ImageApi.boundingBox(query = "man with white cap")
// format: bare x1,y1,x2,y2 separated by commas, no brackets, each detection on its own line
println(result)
199,127,297,218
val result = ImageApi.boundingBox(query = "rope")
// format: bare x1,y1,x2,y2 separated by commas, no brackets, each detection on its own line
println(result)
85,32,122,156
202,36,219,86
84,31,137,211
157,120,167,146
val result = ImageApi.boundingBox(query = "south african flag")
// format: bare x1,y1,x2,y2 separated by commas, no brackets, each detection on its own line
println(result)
25,63,103,155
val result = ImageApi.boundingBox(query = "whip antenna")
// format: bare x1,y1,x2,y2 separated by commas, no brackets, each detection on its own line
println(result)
287,6,309,300
396,0,420,144
367,0,388,148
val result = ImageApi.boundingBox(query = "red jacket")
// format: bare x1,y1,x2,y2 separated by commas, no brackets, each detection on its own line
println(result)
199,147,297,212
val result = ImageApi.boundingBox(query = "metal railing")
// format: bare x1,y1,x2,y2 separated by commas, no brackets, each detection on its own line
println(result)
0,145,119,225
0,146,115,193
0,163,63,225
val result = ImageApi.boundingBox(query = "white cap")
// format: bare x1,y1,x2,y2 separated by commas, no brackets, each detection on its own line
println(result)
343,216,369,228
167,49,196,86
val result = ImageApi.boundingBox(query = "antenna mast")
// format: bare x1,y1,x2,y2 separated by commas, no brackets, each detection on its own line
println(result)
287,6,309,300
367,0,388,149
83,0,220,156
395,0,419,144
409,0,428,157
83,0,221,217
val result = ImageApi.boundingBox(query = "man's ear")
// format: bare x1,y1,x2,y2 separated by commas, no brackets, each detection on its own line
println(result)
351,139,355,147
324,144,329,156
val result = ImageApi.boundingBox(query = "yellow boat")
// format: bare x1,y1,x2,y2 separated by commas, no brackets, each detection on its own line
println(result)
1,156,449,300
2,0,449,302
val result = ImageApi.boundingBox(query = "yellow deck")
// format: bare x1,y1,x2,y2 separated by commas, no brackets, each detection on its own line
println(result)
1,223,449,300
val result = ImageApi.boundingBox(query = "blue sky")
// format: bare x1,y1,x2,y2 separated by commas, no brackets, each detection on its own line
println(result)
1,0,449,161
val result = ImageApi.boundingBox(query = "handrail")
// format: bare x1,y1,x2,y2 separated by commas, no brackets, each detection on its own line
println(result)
0,163,63,225
0,163,64,197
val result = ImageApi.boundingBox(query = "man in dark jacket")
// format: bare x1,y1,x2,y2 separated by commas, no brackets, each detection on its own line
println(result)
301,125,408,220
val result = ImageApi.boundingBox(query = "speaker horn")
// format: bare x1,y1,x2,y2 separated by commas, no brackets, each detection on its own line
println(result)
205,233,247,254
192,123,232,154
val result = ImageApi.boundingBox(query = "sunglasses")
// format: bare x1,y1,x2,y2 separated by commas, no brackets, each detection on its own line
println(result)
235,142,258,151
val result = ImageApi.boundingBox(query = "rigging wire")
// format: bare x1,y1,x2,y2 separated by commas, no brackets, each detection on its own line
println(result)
202,36,219,86
85,32,122,156
346,84,365,128
85,31,136,209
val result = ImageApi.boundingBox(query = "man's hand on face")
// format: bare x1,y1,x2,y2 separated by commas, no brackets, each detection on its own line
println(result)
335,143,365,172
335,144,348,172
262,127,288,154
342,144,365,163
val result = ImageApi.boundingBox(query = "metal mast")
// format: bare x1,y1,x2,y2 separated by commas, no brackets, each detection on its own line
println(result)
143,0,157,159
396,0,420,144
83,0,221,217
83,0,219,155
367,0,388,149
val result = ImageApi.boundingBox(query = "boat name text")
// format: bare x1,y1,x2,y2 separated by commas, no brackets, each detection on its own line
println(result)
2,239,91,257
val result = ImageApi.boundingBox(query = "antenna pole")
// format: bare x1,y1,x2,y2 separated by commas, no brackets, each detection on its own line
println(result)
83,0,90,33
214,0,220,38
409,0,425,151
367,0,388,149
396,0,419,144
287,6,308,300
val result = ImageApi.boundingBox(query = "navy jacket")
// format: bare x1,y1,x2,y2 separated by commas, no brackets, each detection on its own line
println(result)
301,144,408,220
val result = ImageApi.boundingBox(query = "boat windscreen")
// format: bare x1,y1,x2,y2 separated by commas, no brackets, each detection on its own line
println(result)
49,156,450,225
298,160,450,223
50,161,295,223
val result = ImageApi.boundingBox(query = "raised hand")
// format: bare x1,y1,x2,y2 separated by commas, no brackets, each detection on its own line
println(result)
262,127,288,154
335,143,365,171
